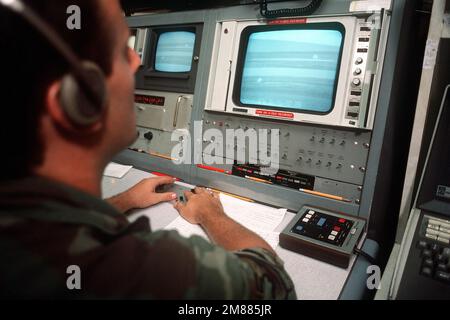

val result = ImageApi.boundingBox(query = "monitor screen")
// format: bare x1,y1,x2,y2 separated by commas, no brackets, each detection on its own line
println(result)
237,25,344,114
155,31,196,73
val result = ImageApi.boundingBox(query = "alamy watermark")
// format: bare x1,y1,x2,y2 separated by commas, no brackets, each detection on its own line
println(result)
170,121,280,173
66,5,81,30
66,265,81,290
366,265,381,290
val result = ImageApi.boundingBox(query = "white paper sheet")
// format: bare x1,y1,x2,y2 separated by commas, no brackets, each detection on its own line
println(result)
164,193,287,249
103,162,133,179
219,194,287,233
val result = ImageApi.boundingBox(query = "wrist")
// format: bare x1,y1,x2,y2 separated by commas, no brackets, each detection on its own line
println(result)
199,210,230,228
107,191,134,214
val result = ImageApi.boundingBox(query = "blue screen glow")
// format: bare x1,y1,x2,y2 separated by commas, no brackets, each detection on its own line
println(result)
240,29,343,113
155,31,196,72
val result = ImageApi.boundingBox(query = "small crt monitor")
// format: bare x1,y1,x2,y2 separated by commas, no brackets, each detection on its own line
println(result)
236,25,344,114
134,23,203,94
155,31,196,73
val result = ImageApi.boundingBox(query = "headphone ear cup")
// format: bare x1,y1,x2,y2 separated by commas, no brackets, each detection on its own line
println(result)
59,61,108,127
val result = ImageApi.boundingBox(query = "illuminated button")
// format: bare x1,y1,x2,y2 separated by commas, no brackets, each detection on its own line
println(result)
306,214,312,219
334,226,341,232
339,218,346,223
328,235,336,241
302,218,309,223
317,218,326,227
308,210,316,215
295,225,304,232
331,231,338,236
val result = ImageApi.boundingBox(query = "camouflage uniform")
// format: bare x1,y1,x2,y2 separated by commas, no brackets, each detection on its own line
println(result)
0,176,296,299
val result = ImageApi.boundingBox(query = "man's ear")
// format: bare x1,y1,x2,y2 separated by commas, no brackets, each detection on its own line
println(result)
45,80,103,134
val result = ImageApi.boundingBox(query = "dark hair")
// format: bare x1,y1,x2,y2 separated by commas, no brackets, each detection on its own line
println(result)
0,0,115,180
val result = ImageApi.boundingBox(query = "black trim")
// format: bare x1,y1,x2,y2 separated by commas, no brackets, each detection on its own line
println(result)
232,22,346,116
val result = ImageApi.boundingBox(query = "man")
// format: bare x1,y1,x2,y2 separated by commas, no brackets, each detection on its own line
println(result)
0,0,296,299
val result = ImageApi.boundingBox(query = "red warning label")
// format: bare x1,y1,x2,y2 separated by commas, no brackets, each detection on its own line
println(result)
256,110,295,119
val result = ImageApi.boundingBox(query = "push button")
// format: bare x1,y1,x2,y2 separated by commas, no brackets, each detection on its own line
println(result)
435,271,450,283
421,267,433,277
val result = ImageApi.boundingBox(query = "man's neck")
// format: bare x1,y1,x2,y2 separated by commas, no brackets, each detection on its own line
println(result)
34,156,105,197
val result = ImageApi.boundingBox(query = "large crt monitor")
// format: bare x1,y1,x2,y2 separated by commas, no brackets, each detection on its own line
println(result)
236,23,344,115
206,16,384,129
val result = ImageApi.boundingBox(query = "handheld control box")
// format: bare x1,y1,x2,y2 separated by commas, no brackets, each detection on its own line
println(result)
280,206,366,268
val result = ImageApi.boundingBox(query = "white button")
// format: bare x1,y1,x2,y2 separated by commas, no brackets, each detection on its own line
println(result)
331,231,338,236
426,229,440,236
438,232,450,240
428,219,440,226
306,214,312,219
428,224,440,231
437,236,450,244
439,221,450,228
440,227,450,235
302,218,309,223
328,235,336,241
309,210,315,215
425,233,437,240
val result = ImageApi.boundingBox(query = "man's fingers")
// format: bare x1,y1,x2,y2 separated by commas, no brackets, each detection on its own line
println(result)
173,200,185,213
156,192,177,203
184,190,194,201
153,176,176,186
194,187,207,194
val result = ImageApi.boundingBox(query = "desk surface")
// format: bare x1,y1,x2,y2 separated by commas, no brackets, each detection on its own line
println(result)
102,167,356,300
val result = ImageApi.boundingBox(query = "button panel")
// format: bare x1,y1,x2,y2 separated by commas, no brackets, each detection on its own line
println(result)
417,215,450,286
345,21,373,123
291,209,355,247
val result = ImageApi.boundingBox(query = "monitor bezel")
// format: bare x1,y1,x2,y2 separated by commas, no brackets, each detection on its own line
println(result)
232,22,346,116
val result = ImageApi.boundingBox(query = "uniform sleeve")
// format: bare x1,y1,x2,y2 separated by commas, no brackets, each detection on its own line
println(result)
140,229,297,300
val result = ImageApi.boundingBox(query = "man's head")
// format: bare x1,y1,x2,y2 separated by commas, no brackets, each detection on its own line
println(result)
0,0,140,180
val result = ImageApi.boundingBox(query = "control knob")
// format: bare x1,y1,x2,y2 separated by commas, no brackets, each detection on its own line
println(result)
144,131,153,141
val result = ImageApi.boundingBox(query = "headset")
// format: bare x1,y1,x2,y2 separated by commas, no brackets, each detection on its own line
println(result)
0,0,108,127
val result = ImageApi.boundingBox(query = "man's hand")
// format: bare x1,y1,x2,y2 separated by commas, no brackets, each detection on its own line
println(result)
173,187,225,225
107,177,177,213
173,187,275,254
